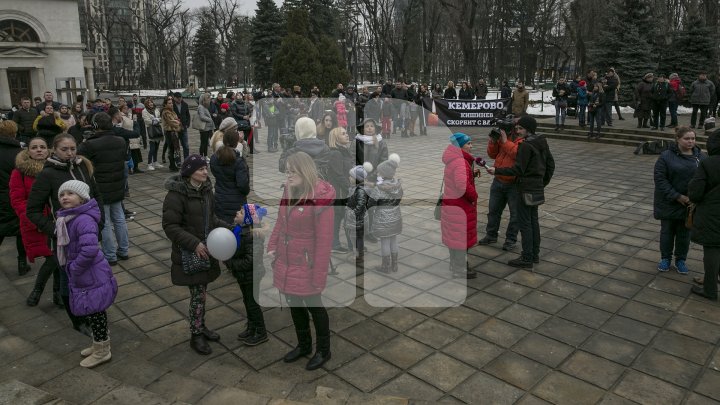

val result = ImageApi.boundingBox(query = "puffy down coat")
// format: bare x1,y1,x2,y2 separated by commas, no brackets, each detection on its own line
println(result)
368,179,403,238
268,180,335,296
653,143,705,220
9,150,52,262
441,145,478,249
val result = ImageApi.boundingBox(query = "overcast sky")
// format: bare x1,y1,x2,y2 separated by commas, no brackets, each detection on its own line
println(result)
181,0,283,15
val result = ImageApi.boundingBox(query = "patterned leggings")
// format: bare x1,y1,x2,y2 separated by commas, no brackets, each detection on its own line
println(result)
84,311,108,341
188,284,207,335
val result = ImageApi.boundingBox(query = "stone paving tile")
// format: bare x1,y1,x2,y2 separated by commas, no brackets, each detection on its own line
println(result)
581,332,643,366
371,335,434,370
484,351,549,390
462,291,512,316
496,304,551,330
4,349,75,387
535,316,594,347
685,393,720,405
695,369,720,402
679,299,720,325
339,319,398,350
334,353,401,392
373,374,444,402
450,371,524,404
406,319,463,349
614,370,685,405
560,351,625,390
633,348,701,388
576,290,627,313
442,334,503,369
512,333,573,368
434,306,488,331
600,316,659,345
666,314,720,343
131,306,185,332
652,330,715,365
518,291,569,314
538,278,587,299
557,302,612,329
372,307,427,332
39,367,122,404
472,318,528,348
533,371,605,405
484,280,533,301
144,371,215,403
409,353,475,392
617,300,673,327
93,384,179,405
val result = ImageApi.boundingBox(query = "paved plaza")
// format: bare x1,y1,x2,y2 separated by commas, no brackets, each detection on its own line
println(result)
1,124,720,405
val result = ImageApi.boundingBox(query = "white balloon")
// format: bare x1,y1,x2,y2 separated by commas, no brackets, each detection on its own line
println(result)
206,227,237,261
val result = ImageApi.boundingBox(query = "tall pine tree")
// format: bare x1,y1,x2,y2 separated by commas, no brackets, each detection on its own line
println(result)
587,0,654,103
251,0,284,88
315,35,351,95
272,8,322,93
192,13,221,89
659,14,716,85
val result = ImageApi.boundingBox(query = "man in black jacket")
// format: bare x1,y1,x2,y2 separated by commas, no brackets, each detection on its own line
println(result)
35,91,61,114
78,112,130,265
601,70,618,127
488,115,555,269
173,92,191,159
12,97,38,144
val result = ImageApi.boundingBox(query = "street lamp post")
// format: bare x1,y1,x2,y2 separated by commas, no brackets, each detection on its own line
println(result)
347,44,353,87
265,55,271,89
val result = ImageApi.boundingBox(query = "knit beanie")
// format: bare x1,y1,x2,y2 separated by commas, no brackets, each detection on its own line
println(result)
220,103,230,110
180,154,208,178
349,163,373,181
58,180,90,202
643,72,654,80
449,132,471,148
669,73,679,80
377,154,400,179
516,115,537,134
295,117,317,140
579,80,586,87
219,117,238,132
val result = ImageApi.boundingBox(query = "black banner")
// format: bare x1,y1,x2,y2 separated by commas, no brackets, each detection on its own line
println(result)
422,97,509,127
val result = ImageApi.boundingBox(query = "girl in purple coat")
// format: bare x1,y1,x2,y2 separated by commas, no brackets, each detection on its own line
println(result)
55,180,118,368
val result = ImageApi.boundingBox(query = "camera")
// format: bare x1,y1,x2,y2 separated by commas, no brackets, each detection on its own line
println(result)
279,127,296,151
489,114,515,140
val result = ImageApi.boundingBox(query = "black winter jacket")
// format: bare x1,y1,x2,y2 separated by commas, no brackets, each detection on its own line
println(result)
174,100,191,129
27,155,102,237
355,139,389,177
653,143,705,220
209,152,250,223
689,134,720,246
78,130,128,204
12,108,38,136
444,88,458,99
458,88,474,100
328,145,355,200
0,137,22,237
279,139,332,179
495,133,555,194
162,175,228,286
225,224,265,285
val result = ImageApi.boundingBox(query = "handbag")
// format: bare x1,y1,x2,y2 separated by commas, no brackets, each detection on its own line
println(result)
148,124,164,141
434,180,444,220
191,111,204,130
685,203,696,229
522,192,545,206
181,193,211,275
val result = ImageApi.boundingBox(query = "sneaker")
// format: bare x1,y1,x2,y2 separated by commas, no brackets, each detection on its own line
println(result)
676,260,689,275
657,258,671,272
502,241,517,251
147,164,155,171
154,162,165,168
124,210,137,216
508,257,533,269
477,236,497,245
117,254,129,261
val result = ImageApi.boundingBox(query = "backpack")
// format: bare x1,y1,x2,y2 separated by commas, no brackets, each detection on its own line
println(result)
651,82,669,101
633,139,669,155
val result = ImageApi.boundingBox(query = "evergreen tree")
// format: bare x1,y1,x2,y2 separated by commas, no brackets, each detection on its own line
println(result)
251,0,284,89
587,0,654,103
191,14,221,89
315,35,351,96
659,14,716,85
273,8,322,92
281,0,337,42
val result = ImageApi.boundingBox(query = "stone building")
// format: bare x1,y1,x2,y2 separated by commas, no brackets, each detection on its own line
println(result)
0,0,96,109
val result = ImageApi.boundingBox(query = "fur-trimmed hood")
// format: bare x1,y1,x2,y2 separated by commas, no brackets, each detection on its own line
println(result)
15,149,46,178
45,155,95,177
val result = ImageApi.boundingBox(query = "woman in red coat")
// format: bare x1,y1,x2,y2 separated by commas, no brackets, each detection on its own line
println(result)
267,151,335,371
9,138,57,306
441,133,481,279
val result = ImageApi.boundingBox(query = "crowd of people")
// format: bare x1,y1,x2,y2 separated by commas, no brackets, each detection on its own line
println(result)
1,74,719,375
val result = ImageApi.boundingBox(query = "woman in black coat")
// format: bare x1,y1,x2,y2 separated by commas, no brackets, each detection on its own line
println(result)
162,154,233,355
443,81,458,99
688,129,720,300
209,131,250,223
653,126,705,275
0,120,27,275
458,82,474,100
328,127,355,252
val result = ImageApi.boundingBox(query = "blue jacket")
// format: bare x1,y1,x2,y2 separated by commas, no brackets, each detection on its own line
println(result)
210,152,250,223
653,143,705,220
57,198,117,316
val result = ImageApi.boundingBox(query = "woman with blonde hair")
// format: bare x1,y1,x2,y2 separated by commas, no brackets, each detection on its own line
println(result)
142,98,163,170
443,81,457,99
327,127,354,252
210,117,248,159
267,151,335,370
197,93,216,159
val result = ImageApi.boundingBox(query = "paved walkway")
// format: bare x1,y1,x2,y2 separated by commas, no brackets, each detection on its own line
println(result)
1,124,720,404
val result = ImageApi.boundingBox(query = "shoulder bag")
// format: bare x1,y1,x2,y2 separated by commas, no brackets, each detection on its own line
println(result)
434,180,444,220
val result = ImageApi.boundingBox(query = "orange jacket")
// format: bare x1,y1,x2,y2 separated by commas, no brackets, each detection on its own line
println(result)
487,136,522,183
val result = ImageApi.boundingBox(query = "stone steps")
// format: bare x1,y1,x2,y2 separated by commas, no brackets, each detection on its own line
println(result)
535,122,708,149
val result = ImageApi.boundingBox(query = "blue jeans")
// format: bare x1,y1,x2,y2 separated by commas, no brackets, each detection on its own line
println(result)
588,111,602,133
102,201,129,262
179,128,190,159
516,195,540,261
554,101,567,125
485,179,519,243
660,219,690,261
577,104,587,125
148,140,159,164
668,101,679,126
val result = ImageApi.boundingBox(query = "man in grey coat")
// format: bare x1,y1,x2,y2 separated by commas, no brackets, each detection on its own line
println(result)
690,72,716,128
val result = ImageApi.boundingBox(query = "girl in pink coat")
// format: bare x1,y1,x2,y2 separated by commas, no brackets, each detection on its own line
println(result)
267,151,335,371
334,95,348,129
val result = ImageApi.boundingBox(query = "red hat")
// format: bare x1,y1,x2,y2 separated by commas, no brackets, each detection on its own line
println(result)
220,103,230,110
579,80,586,87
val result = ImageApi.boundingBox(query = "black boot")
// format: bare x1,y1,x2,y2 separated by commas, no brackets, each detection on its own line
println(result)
237,324,253,341
18,258,30,276
391,253,398,273
284,328,312,363
306,334,331,370
201,325,220,342
637,118,643,128
53,291,64,308
243,325,268,346
26,286,43,306
190,333,212,355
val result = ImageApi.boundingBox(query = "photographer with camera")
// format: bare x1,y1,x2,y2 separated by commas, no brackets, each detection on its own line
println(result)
478,116,521,251
553,78,571,131
487,116,555,269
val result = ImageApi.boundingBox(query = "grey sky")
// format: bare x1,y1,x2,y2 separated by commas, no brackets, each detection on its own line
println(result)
180,0,283,15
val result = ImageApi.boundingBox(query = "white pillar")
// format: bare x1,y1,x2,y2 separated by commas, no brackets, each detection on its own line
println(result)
86,67,95,101
35,68,46,96
0,68,11,109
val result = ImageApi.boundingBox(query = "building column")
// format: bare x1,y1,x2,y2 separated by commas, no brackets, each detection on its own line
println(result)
0,68,11,109
86,67,95,100
35,68,46,96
